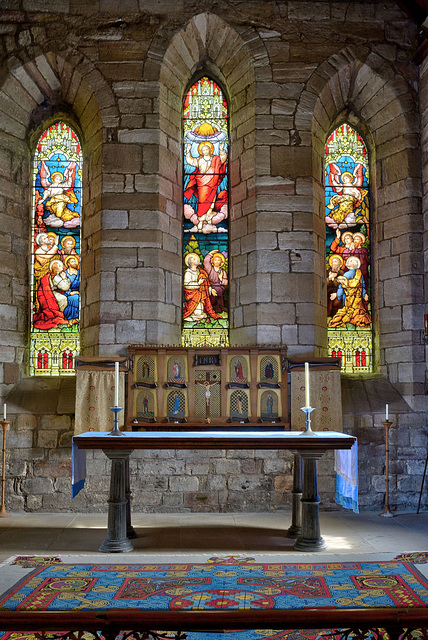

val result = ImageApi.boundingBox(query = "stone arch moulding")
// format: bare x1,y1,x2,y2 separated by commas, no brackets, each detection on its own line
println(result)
144,12,268,346
305,47,423,405
0,50,116,372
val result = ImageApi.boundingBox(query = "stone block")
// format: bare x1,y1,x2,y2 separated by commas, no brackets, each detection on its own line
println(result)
116,267,164,301
14,413,37,431
240,273,271,304
281,324,298,344
378,255,400,280
115,319,147,344
227,475,272,492
37,431,58,448
102,144,142,174
272,273,313,303
384,275,422,306
169,475,199,492
256,324,282,345
22,476,54,495
102,174,125,192
3,362,18,383
7,430,33,448
212,459,240,474
403,304,424,330
34,461,70,477
378,305,402,334
39,415,70,431
247,250,289,274
118,129,160,144
271,146,312,177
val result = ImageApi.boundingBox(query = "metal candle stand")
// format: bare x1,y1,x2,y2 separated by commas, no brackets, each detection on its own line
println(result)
0,420,10,518
379,420,394,518
300,406,317,435
109,407,125,436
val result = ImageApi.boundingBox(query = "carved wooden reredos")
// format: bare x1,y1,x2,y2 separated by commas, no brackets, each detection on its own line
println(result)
127,346,288,430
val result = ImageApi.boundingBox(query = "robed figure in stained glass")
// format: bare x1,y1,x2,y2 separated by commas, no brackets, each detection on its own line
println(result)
184,139,228,233
326,161,367,229
328,256,371,329
183,252,221,323
38,160,80,227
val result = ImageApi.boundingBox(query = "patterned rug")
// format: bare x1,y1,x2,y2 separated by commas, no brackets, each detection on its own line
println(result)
1,555,428,640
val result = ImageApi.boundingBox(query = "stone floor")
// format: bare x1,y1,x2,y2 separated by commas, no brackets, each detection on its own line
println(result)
1,510,428,563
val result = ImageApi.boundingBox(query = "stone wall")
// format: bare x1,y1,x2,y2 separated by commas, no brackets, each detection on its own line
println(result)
4,407,428,514
1,0,427,514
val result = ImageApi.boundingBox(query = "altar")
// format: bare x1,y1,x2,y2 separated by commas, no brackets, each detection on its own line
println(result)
72,429,356,553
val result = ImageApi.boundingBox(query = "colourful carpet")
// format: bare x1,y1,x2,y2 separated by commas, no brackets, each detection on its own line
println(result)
1,556,428,640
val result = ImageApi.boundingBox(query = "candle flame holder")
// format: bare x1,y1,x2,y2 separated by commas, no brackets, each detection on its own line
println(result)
300,406,317,435
109,407,125,436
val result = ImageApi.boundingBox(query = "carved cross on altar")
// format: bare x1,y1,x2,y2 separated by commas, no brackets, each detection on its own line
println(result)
196,371,220,419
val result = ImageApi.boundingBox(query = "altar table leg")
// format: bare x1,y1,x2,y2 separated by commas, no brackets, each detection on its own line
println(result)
286,454,302,539
294,451,327,552
99,449,134,553
125,457,137,539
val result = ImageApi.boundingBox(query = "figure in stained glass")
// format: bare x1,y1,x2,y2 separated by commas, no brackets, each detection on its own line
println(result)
328,256,371,329
33,259,69,330
326,161,367,228
63,255,80,323
202,250,228,314
184,139,228,233
38,160,79,227
59,235,78,260
327,254,344,318
183,252,221,323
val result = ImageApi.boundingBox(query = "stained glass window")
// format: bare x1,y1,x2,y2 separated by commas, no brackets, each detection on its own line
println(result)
30,122,82,376
325,124,372,373
182,77,229,348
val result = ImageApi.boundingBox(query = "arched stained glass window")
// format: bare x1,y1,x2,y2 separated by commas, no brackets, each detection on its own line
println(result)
30,122,82,376
182,77,229,348
325,124,372,373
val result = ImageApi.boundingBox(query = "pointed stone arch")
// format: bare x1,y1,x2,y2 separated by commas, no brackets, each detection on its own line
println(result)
301,48,422,402
141,12,264,345
0,50,118,373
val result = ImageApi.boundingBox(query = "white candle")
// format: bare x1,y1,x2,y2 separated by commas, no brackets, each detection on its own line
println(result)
386,404,389,422
305,362,310,408
114,362,119,407
3,404,6,421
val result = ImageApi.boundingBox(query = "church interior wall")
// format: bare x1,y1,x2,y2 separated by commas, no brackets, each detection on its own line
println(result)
0,0,427,515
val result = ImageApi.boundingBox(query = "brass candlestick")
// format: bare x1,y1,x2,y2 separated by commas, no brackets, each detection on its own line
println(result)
0,420,10,518
379,420,394,518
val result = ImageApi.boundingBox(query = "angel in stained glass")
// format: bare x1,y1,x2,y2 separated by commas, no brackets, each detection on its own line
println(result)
38,160,80,227
325,162,368,229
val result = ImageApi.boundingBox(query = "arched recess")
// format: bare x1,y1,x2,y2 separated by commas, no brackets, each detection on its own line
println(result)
0,51,116,395
303,49,422,405
143,13,266,345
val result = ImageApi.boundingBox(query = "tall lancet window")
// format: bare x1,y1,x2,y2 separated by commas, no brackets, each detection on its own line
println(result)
182,77,229,348
30,122,82,376
325,124,372,373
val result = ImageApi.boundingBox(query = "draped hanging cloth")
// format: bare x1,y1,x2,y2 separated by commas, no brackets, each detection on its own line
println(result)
74,359,126,435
